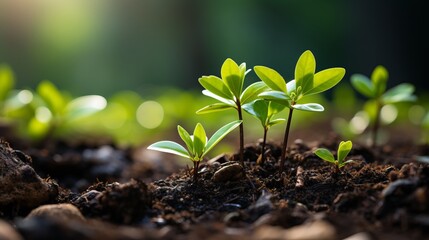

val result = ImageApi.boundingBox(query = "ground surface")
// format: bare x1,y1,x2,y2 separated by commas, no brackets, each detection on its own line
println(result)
1,133,428,240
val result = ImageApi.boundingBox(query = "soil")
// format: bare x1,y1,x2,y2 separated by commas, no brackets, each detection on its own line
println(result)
1,130,429,240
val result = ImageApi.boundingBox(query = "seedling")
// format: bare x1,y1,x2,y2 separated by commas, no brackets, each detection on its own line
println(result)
255,50,345,172
29,80,107,141
148,120,241,182
197,58,267,163
242,99,285,164
351,66,416,147
314,140,354,172
0,64,15,116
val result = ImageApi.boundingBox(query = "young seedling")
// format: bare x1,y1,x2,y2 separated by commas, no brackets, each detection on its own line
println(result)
242,99,285,164
351,66,416,147
314,140,354,172
29,80,107,141
255,50,345,173
147,120,241,182
197,58,267,164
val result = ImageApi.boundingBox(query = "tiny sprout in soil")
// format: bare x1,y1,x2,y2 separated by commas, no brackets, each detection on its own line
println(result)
196,58,267,164
255,50,345,173
314,140,354,172
351,66,417,147
147,120,241,182
242,99,285,164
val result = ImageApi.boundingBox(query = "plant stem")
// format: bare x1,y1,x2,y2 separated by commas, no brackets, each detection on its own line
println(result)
280,108,294,173
237,102,244,164
260,128,268,165
193,161,200,183
371,101,382,148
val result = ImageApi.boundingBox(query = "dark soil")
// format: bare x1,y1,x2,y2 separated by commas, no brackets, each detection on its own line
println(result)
1,133,429,240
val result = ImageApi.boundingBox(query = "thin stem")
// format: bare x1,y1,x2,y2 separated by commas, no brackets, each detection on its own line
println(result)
371,101,382,148
237,102,244,164
280,108,294,173
193,161,200,183
260,127,268,165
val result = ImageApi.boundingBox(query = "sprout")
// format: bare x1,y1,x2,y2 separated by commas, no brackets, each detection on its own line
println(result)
255,50,345,173
314,140,354,172
351,66,417,147
242,100,285,165
196,58,267,164
148,120,241,182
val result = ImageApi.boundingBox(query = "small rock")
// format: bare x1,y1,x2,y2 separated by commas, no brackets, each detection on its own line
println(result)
0,220,23,240
253,225,286,240
284,220,336,240
27,203,85,222
343,232,373,240
212,163,243,182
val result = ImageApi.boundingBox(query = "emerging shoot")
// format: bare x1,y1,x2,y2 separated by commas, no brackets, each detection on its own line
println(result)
147,120,241,182
255,50,345,173
314,140,354,172
351,66,416,147
197,58,267,164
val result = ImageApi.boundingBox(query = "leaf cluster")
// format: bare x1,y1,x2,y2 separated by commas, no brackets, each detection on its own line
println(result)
314,140,354,169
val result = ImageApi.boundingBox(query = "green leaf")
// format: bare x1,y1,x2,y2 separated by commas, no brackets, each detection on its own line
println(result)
305,68,345,96
286,80,297,95
268,101,286,115
177,125,194,156
204,120,241,157
351,74,375,98
382,83,416,104
240,81,268,105
295,50,316,94
37,80,66,116
193,123,207,158
314,148,335,163
254,66,287,92
371,65,388,97
242,100,269,125
201,90,236,105
337,140,352,163
147,141,190,159
196,103,234,114
339,159,354,168
267,118,286,127
199,75,234,100
292,103,324,112
221,58,244,98
0,64,15,101
259,91,291,107
65,95,107,121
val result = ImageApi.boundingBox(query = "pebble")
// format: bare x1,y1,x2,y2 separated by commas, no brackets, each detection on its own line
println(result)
212,163,243,182
254,220,336,240
27,203,85,222
343,232,373,240
0,220,23,240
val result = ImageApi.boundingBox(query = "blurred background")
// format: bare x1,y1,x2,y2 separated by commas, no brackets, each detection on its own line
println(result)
1,0,428,96
1,0,428,149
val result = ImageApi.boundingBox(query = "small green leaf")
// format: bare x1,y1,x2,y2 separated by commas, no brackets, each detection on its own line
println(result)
199,75,234,100
0,64,15,101
221,58,244,98
339,159,354,168
292,103,324,112
196,103,235,114
177,125,194,156
371,65,388,97
37,80,67,116
201,90,236,105
268,101,286,115
337,140,352,163
65,95,107,121
193,123,207,158
240,81,268,105
203,120,241,157
267,118,286,127
242,100,269,124
305,68,345,96
351,74,375,98
295,50,316,94
314,148,335,163
254,66,287,92
382,83,416,104
147,141,190,159
259,91,291,107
